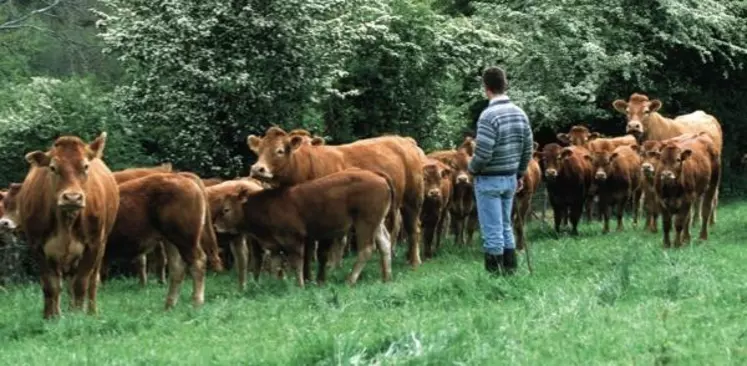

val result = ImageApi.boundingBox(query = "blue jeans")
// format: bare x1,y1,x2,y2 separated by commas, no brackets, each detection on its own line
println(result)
474,175,516,255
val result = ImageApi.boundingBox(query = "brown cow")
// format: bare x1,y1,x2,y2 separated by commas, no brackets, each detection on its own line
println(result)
420,159,452,259
289,129,326,146
427,137,478,247
512,149,541,251
106,172,207,309
639,140,664,233
652,134,719,248
213,168,394,288
20,133,120,319
534,143,594,235
590,145,643,233
201,178,224,187
247,126,424,270
206,179,269,291
612,93,723,225
557,125,593,147
0,183,23,235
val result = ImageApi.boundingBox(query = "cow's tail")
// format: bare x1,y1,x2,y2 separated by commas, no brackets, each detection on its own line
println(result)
372,171,396,217
179,172,225,272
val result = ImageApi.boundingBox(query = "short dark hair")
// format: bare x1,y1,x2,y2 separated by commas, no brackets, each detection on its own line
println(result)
482,66,507,94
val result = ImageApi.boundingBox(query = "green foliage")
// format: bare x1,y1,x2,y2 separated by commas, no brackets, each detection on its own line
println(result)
0,77,153,186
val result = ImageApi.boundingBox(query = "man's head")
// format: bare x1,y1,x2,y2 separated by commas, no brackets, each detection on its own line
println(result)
482,66,507,99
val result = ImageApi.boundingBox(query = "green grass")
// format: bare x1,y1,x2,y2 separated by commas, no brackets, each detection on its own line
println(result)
2,203,747,365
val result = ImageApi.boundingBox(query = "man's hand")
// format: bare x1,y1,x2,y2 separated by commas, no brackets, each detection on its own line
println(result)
516,176,524,192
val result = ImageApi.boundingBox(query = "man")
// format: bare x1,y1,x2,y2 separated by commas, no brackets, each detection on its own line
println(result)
468,66,533,275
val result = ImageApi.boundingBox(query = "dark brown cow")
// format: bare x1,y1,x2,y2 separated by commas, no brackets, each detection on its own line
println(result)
590,145,643,233
247,126,424,270
512,150,541,251
427,137,478,247
19,133,120,319
534,143,594,235
106,172,207,309
652,134,719,247
213,168,394,288
612,93,723,225
420,159,452,259
206,178,268,291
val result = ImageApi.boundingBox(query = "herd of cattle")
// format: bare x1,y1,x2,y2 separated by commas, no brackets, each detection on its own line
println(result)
0,93,730,319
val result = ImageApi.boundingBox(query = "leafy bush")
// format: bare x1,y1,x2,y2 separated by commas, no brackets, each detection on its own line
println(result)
0,76,154,186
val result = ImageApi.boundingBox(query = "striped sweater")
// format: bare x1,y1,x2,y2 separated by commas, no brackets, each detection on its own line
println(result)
468,95,533,177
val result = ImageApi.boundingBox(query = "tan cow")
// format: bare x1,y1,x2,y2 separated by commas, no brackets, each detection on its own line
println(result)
427,137,478,247
420,159,452,259
247,126,425,271
612,93,723,225
589,145,643,233
213,168,394,288
512,143,541,251
652,134,719,247
20,133,120,319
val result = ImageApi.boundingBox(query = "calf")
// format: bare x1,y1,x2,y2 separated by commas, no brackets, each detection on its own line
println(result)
590,145,642,233
206,178,270,291
512,148,541,251
106,172,208,309
639,140,664,232
652,134,719,248
420,159,452,259
427,137,478,246
535,143,593,235
20,133,120,319
213,168,394,287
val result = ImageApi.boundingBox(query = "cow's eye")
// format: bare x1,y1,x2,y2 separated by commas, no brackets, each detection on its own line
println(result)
49,165,57,174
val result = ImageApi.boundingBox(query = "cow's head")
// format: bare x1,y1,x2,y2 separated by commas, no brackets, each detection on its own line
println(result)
534,143,566,182
289,129,326,146
0,183,22,233
422,161,451,202
656,143,692,184
640,141,663,179
212,184,254,235
612,93,662,138
25,132,107,213
450,137,474,187
557,125,597,146
247,127,309,183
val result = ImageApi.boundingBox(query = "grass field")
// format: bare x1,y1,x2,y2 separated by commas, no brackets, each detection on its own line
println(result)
1,203,747,365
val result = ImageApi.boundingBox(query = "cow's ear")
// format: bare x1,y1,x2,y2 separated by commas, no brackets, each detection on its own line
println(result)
588,132,601,141
533,152,542,160
87,132,107,160
647,151,661,159
236,186,251,203
583,154,593,163
532,141,539,151
289,135,305,151
609,152,619,161
461,137,475,156
247,135,262,153
680,149,693,161
561,148,574,159
556,133,570,145
629,144,639,153
648,99,662,113
441,168,451,179
310,137,325,146
25,151,51,167
0,191,6,201
612,99,628,114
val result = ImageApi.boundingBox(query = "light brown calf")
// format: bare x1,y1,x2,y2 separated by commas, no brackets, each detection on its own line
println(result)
513,151,541,251
213,168,394,288
420,159,452,259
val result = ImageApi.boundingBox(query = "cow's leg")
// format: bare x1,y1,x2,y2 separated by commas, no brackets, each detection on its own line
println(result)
701,187,716,241
453,215,465,246
422,218,435,260
552,203,563,234
465,211,479,246
135,253,148,287
327,236,346,269
681,205,692,245
600,199,610,234
164,242,187,309
401,204,422,268
661,210,673,248
375,222,393,282
302,238,315,282
632,189,642,226
288,246,305,288
86,246,106,316
385,210,401,257
569,202,583,236
584,195,593,222
615,198,625,232
249,241,264,281
316,239,332,285
154,242,167,285
674,206,689,248
40,258,62,319
434,212,446,253
347,226,376,286
229,235,249,291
